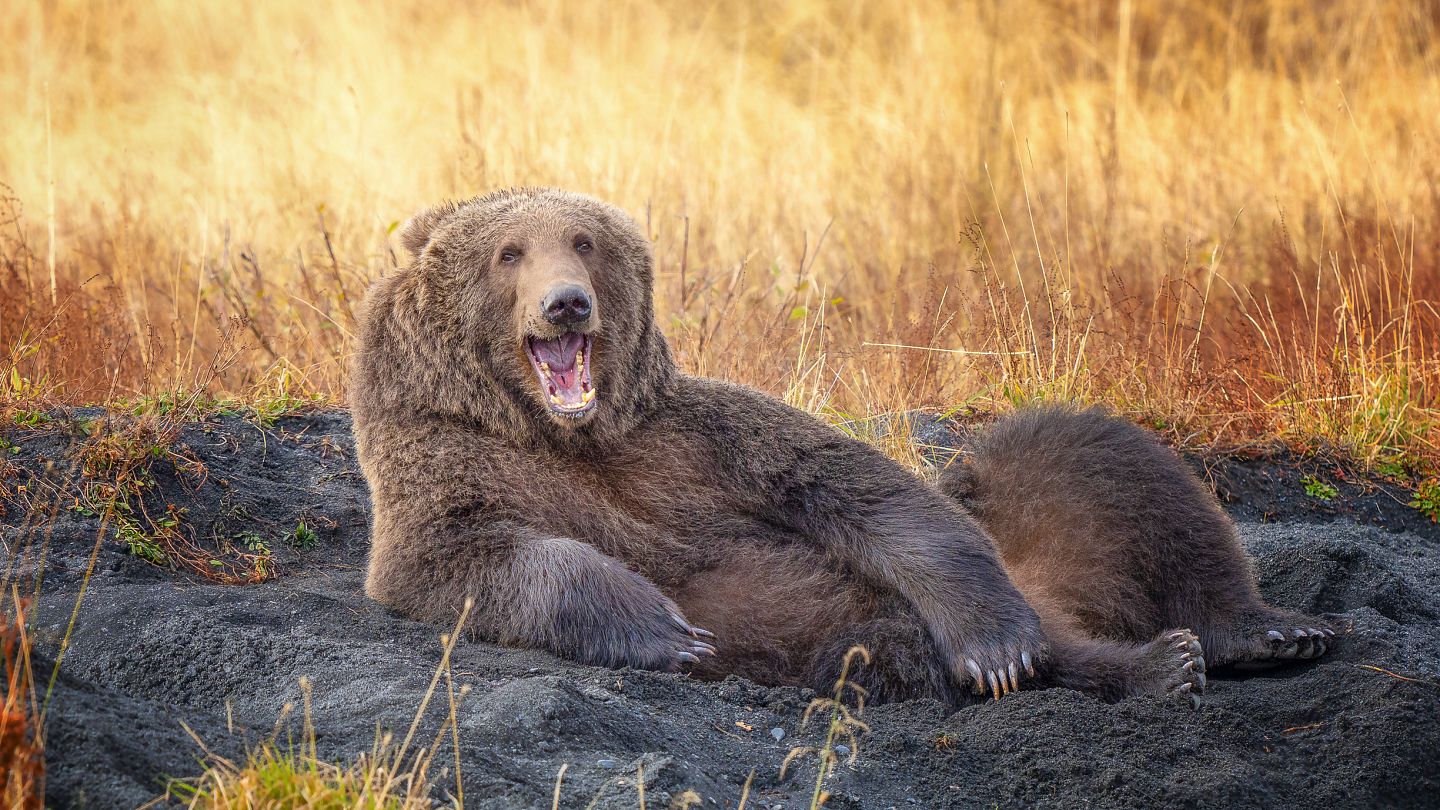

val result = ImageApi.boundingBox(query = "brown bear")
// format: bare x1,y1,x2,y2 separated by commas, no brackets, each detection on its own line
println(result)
350,188,1316,707
940,404,1337,670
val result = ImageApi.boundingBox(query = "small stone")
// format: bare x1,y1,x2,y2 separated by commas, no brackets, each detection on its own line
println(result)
597,759,617,769
834,744,850,757
770,727,785,742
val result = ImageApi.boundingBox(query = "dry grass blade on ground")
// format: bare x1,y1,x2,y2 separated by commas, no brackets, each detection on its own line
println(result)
1,591,43,810
161,601,477,810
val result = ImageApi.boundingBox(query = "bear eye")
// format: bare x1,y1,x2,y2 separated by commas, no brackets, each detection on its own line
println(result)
499,247,521,264
574,238,594,254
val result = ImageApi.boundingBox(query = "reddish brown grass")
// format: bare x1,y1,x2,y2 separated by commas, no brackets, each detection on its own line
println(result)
1,597,43,810
0,1,1436,473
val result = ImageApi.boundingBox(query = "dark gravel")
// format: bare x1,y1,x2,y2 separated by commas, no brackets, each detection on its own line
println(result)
3,410,1438,809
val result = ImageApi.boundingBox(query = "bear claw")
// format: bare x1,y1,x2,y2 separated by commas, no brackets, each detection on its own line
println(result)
1264,626,1329,659
965,652,1035,700
1154,629,1206,707
1224,614,1338,669
670,612,715,640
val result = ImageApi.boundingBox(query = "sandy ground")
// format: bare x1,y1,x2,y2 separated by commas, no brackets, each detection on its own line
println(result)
3,411,1438,809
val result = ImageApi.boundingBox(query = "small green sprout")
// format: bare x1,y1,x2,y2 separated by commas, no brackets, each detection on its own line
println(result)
1410,479,1440,524
1301,475,1338,501
289,520,319,549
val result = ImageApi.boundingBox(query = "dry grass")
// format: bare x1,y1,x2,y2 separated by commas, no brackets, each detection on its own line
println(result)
1,593,44,810
2,7,1436,802
1,0,1437,471
163,602,476,810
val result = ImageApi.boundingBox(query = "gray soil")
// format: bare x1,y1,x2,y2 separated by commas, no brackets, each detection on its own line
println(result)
3,410,1438,809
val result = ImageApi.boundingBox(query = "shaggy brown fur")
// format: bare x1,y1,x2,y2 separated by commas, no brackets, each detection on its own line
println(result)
940,404,1337,672
352,188,1203,708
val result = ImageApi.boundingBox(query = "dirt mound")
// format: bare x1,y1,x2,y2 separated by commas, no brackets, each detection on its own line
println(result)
3,411,1438,809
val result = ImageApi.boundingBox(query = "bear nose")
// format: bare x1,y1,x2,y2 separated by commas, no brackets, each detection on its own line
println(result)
541,285,593,326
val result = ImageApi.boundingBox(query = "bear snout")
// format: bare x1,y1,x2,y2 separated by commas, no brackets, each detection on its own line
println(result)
541,284,594,327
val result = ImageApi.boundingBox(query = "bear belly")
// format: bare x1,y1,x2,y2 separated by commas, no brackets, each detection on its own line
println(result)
665,541,876,686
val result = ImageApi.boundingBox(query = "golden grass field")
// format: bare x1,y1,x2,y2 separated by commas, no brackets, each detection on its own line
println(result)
2,0,1438,466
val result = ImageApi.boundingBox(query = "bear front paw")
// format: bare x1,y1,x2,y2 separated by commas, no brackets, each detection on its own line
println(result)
618,609,718,672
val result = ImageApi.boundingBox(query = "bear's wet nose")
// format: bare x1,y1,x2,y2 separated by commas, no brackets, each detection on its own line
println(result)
542,285,593,326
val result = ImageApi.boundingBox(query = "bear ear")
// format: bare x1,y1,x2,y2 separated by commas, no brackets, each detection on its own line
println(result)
397,201,463,257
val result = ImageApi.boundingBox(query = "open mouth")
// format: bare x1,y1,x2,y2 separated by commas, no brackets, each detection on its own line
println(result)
526,332,596,417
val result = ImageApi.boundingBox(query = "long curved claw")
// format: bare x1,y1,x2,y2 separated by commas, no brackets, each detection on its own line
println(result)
677,651,700,664
1021,651,1035,677
669,612,716,639
1294,628,1317,658
1007,662,1019,693
965,658,984,692
690,641,718,656
987,671,1001,701
1174,681,1200,709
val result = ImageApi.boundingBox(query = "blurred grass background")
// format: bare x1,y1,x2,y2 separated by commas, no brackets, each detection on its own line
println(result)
1,0,1437,465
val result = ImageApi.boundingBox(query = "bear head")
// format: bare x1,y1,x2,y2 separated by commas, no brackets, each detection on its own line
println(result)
352,188,675,448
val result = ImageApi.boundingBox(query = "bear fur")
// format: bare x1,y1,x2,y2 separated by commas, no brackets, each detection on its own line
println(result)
350,188,1324,707
940,404,1337,669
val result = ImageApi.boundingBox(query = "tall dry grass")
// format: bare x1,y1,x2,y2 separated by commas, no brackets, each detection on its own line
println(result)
1,0,1437,464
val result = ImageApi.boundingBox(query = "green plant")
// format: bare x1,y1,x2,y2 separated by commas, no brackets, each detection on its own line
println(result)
238,531,270,556
74,416,276,584
1410,479,1440,524
1374,456,1411,480
1301,475,1338,501
9,409,48,428
118,389,242,422
115,513,166,564
289,520,319,550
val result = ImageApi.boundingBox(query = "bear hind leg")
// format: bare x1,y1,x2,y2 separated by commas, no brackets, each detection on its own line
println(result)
1194,605,1341,669
1041,626,1208,705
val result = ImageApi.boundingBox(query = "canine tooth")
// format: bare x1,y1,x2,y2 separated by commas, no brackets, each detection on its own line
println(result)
582,389,595,404
550,395,562,405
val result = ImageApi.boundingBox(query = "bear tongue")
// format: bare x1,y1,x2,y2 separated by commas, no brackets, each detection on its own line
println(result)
552,368,579,390
531,333,585,372
530,333,587,400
